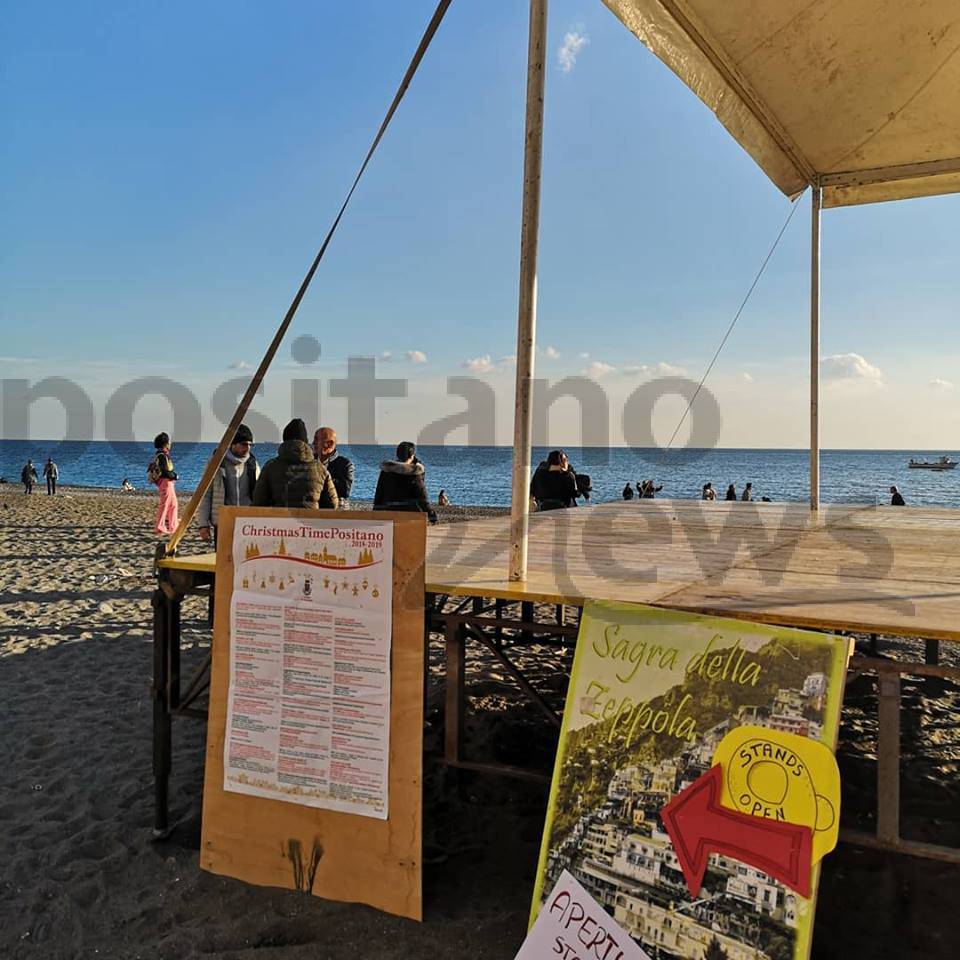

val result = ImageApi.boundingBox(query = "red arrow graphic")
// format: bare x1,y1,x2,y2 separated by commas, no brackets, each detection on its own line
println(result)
660,764,813,900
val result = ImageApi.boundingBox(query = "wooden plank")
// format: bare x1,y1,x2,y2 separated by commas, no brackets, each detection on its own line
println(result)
199,508,426,921
161,500,960,642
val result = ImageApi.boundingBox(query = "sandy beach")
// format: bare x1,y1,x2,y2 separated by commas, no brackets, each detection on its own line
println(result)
3,488,960,959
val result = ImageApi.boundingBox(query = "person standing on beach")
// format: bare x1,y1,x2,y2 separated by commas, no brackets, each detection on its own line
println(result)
151,433,179,535
253,419,338,510
622,482,635,501
21,459,38,494
43,458,58,495
639,479,663,499
890,485,906,506
374,441,436,520
531,450,579,511
741,482,753,502
725,484,737,501
198,425,259,545
313,427,354,509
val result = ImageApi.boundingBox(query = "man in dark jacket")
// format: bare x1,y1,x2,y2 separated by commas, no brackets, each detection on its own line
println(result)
313,427,354,508
531,450,579,510
374,441,436,521
253,419,338,510
890,485,906,506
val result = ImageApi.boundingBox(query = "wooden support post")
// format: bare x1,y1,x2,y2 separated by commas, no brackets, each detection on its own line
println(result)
509,0,548,582
521,600,535,644
925,639,940,666
876,673,901,844
810,184,822,512
444,621,466,766
495,598,505,645
151,588,174,837
869,632,878,655
556,603,566,627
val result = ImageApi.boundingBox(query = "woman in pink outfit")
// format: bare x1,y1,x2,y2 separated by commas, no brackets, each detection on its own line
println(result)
152,432,179,535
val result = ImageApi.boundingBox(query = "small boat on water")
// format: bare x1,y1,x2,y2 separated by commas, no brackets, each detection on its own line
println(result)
908,456,957,471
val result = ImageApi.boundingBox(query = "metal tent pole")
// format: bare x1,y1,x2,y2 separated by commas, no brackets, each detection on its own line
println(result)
810,185,822,511
508,0,548,581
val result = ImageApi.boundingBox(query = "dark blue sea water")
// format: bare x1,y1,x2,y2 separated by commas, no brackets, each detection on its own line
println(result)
2,440,959,508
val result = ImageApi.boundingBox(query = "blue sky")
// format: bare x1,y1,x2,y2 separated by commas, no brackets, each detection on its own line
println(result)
3,0,959,447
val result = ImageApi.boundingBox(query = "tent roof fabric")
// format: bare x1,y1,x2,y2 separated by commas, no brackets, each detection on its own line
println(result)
603,0,960,207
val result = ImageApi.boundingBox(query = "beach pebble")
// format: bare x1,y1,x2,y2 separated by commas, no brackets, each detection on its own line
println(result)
98,602,115,615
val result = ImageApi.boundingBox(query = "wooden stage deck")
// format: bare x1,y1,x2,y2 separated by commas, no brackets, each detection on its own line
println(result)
160,500,960,641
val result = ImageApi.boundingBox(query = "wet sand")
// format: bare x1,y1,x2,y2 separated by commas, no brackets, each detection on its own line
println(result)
1,488,960,959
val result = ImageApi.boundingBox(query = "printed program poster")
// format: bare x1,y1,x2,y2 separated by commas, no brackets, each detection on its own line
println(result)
532,602,850,960
224,517,394,819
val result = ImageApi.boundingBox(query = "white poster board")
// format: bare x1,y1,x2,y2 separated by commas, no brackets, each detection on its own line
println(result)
516,870,652,960
224,516,394,819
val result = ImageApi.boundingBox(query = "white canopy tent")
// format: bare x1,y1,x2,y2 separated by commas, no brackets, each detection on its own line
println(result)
508,0,960,579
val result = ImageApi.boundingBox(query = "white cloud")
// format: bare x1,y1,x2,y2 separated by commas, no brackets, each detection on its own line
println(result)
821,352,882,383
462,354,515,373
229,360,251,371
405,350,427,364
463,354,494,373
381,351,393,362
622,361,685,377
740,372,754,382
585,360,614,378
558,31,589,73
579,352,590,360
545,345,560,360
929,378,954,390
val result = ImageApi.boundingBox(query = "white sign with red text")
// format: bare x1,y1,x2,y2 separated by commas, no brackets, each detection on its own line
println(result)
224,517,393,819
517,870,652,960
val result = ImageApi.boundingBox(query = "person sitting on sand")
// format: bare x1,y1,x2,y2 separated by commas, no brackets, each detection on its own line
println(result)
725,483,737,501
120,478,135,492
622,482,634,501
531,450,579,511
253,419,338,510
21,459,38,494
373,441,436,521
702,482,716,501
890,485,906,507
741,482,753,502
151,433,179,535
437,489,450,507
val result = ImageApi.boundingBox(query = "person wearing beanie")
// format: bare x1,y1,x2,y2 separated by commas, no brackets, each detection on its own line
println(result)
253,418,338,510
197,424,260,544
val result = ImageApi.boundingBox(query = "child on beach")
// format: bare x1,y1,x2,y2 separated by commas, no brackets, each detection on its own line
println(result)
151,433,179,535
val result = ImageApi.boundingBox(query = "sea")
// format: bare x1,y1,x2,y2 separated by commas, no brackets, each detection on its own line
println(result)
3,440,960,509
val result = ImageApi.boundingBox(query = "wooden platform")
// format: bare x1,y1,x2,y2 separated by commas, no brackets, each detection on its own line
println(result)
160,500,960,641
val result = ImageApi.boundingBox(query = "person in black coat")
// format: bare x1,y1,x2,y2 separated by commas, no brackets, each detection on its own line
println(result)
531,450,579,510
725,484,737,501
890,485,906,506
622,483,635,501
374,441,436,521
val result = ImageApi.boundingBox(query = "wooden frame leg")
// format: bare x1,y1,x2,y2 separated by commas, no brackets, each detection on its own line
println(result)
925,639,939,666
876,673,901,844
444,621,465,765
152,589,172,838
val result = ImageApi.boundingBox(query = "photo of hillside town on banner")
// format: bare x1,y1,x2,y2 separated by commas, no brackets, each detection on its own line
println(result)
532,603,850,960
